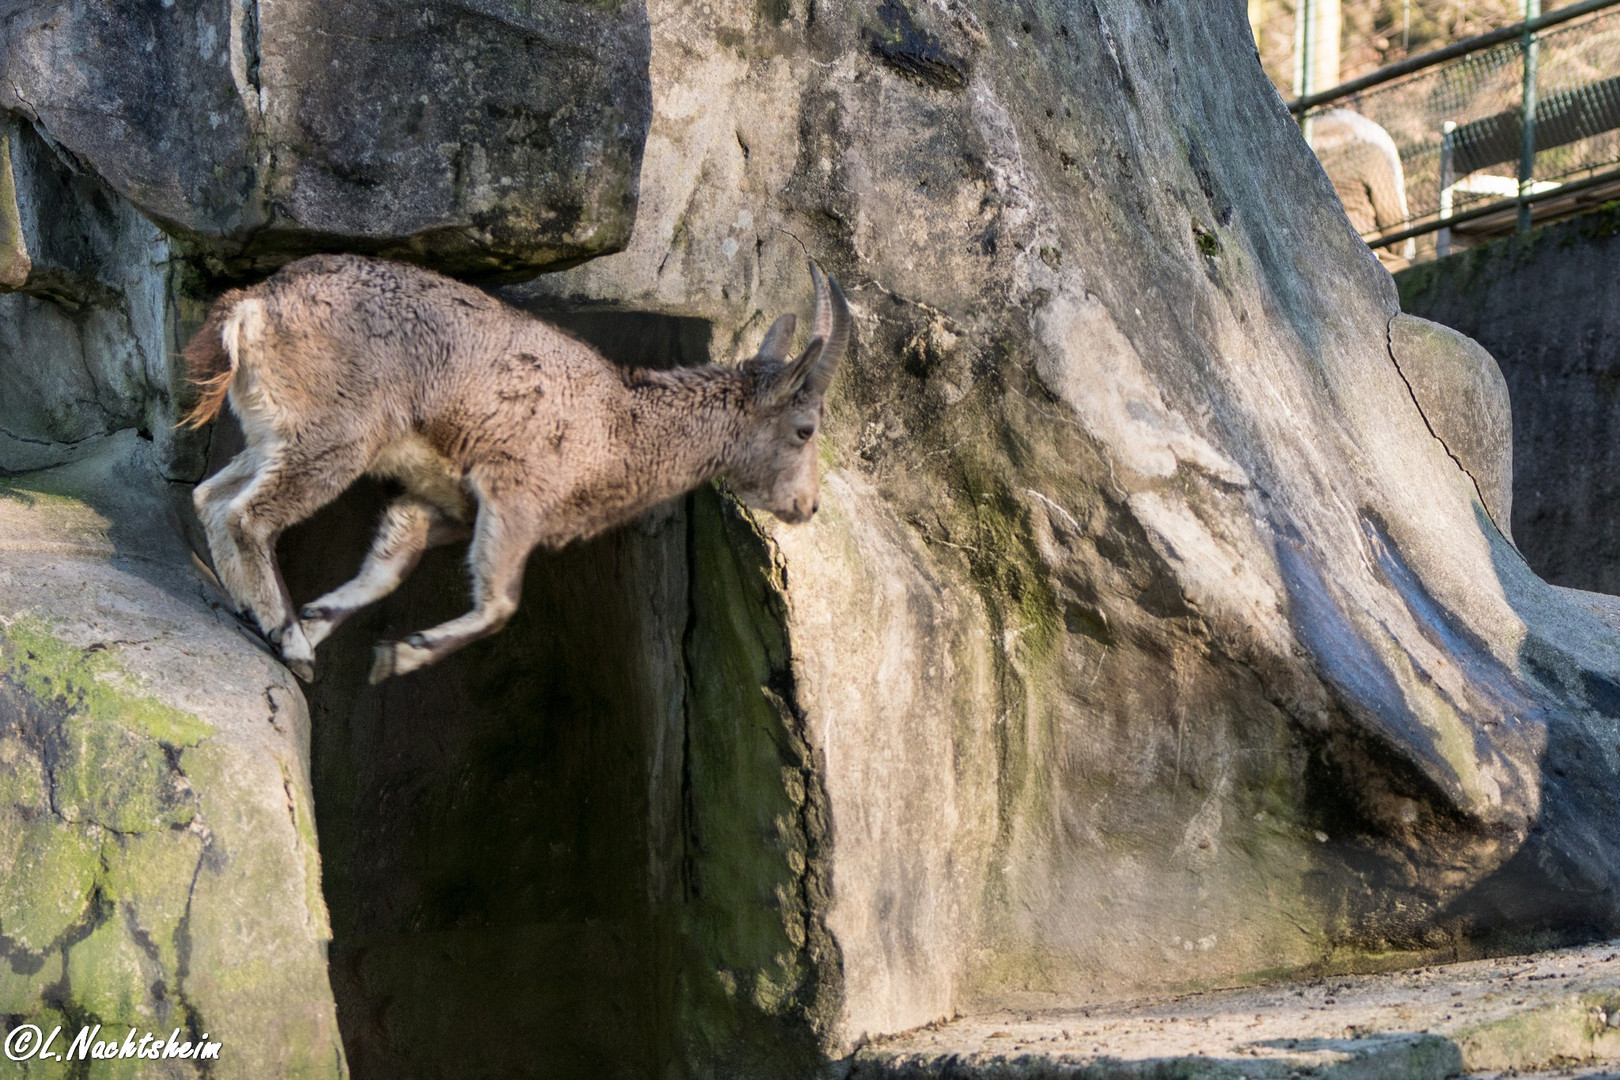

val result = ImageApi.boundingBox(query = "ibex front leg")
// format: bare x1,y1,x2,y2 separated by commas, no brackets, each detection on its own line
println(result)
368,495,538,683
300,496,471,648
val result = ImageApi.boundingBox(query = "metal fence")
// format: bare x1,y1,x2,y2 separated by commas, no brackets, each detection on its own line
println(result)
1291,0,1620,262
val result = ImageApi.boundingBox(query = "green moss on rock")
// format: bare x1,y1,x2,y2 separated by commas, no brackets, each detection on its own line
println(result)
3,619,213,749
0,946,63,1015
101,830,206,977
677,489,838,1076
63,915,162,1028
0,817,100,953
0,619,209,836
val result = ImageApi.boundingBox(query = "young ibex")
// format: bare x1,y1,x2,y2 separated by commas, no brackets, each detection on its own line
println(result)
183,254,851,683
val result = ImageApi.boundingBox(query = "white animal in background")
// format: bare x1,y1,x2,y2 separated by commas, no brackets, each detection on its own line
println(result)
1310,109,1417,268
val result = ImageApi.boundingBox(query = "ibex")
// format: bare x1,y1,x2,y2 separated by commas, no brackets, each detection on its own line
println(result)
182,254,851,683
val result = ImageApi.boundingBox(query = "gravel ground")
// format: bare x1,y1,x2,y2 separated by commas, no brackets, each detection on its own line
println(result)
851,942,1620,1078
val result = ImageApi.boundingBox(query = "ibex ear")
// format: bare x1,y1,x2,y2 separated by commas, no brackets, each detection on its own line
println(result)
760,337,827,410
756,314,796,363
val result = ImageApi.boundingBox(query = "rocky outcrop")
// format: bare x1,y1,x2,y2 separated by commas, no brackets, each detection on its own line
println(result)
7,1,1620,1078
0,0,652,277
513,0,1620,1064
0,437,343,1079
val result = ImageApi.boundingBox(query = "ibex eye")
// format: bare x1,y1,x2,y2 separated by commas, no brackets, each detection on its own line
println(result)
796,425,816,442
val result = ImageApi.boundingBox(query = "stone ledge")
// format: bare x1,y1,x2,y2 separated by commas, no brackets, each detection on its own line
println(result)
852,941,1620,1079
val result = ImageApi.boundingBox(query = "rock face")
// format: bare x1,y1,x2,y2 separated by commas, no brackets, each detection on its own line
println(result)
1398,213,1620,594
8,1,1620,1078
0,439,344,1079
0,0,652,277
512,0,1620,1064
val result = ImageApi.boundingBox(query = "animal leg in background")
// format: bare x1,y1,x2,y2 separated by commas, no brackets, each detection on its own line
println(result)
300,496,471,648
221,444,369,679
368,481,541,683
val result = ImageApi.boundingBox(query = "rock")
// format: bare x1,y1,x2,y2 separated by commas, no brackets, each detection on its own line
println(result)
0,435,343,1079
511,0,1620,1067
852,939,1620,1078
0,129,28,289
1387,313,1514,541
1397,213,1620,594
0,119,185,476
8,0,1620,1076
0,0,652,277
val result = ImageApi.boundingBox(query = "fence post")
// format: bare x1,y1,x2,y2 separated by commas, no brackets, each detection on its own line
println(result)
1438,121,1458,258
1518,0,1541,233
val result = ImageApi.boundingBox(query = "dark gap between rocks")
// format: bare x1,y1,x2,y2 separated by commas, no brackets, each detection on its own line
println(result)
274,311,711,1079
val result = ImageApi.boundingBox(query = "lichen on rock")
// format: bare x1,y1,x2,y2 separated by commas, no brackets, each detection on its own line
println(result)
0,459,344,1078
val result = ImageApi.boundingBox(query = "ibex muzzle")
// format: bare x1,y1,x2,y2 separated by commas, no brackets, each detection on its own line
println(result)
182,254,852,682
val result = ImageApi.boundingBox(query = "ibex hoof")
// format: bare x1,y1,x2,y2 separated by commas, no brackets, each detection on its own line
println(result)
275,622,317,683
300,605,339,649
368,643,397,685
369,636,435,683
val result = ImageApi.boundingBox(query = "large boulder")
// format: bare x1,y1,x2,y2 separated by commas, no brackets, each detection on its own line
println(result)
0,0,652,277
507,0,1620,1064
0,437,343,1079
1398,213,1620,594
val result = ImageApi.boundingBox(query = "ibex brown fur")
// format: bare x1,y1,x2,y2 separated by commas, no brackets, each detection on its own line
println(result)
183,254,851,683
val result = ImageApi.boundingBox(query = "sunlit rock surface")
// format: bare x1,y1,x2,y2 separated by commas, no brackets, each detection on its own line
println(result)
4,0,1620,1077
516,0,1620,1064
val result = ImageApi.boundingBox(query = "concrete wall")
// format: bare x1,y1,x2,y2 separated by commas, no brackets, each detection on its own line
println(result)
1397,208,1620,595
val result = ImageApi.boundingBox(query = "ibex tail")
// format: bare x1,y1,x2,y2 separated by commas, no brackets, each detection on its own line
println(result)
179,289,254,429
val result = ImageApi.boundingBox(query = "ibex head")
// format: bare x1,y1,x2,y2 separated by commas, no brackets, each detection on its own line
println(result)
729,262,853,524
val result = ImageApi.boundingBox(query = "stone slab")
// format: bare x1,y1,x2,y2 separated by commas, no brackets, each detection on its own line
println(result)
0,0,652,277
854,941,1620,1079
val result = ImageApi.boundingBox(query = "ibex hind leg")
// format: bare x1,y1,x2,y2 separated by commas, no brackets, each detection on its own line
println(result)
369,494,538,683
193,450,264,607
300,496,470,648
225,444,369,680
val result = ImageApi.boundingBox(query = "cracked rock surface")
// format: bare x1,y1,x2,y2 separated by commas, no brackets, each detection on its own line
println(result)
0,434,343,1079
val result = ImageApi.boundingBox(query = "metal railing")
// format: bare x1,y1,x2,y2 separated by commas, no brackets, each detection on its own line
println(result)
1290,0,1620,261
